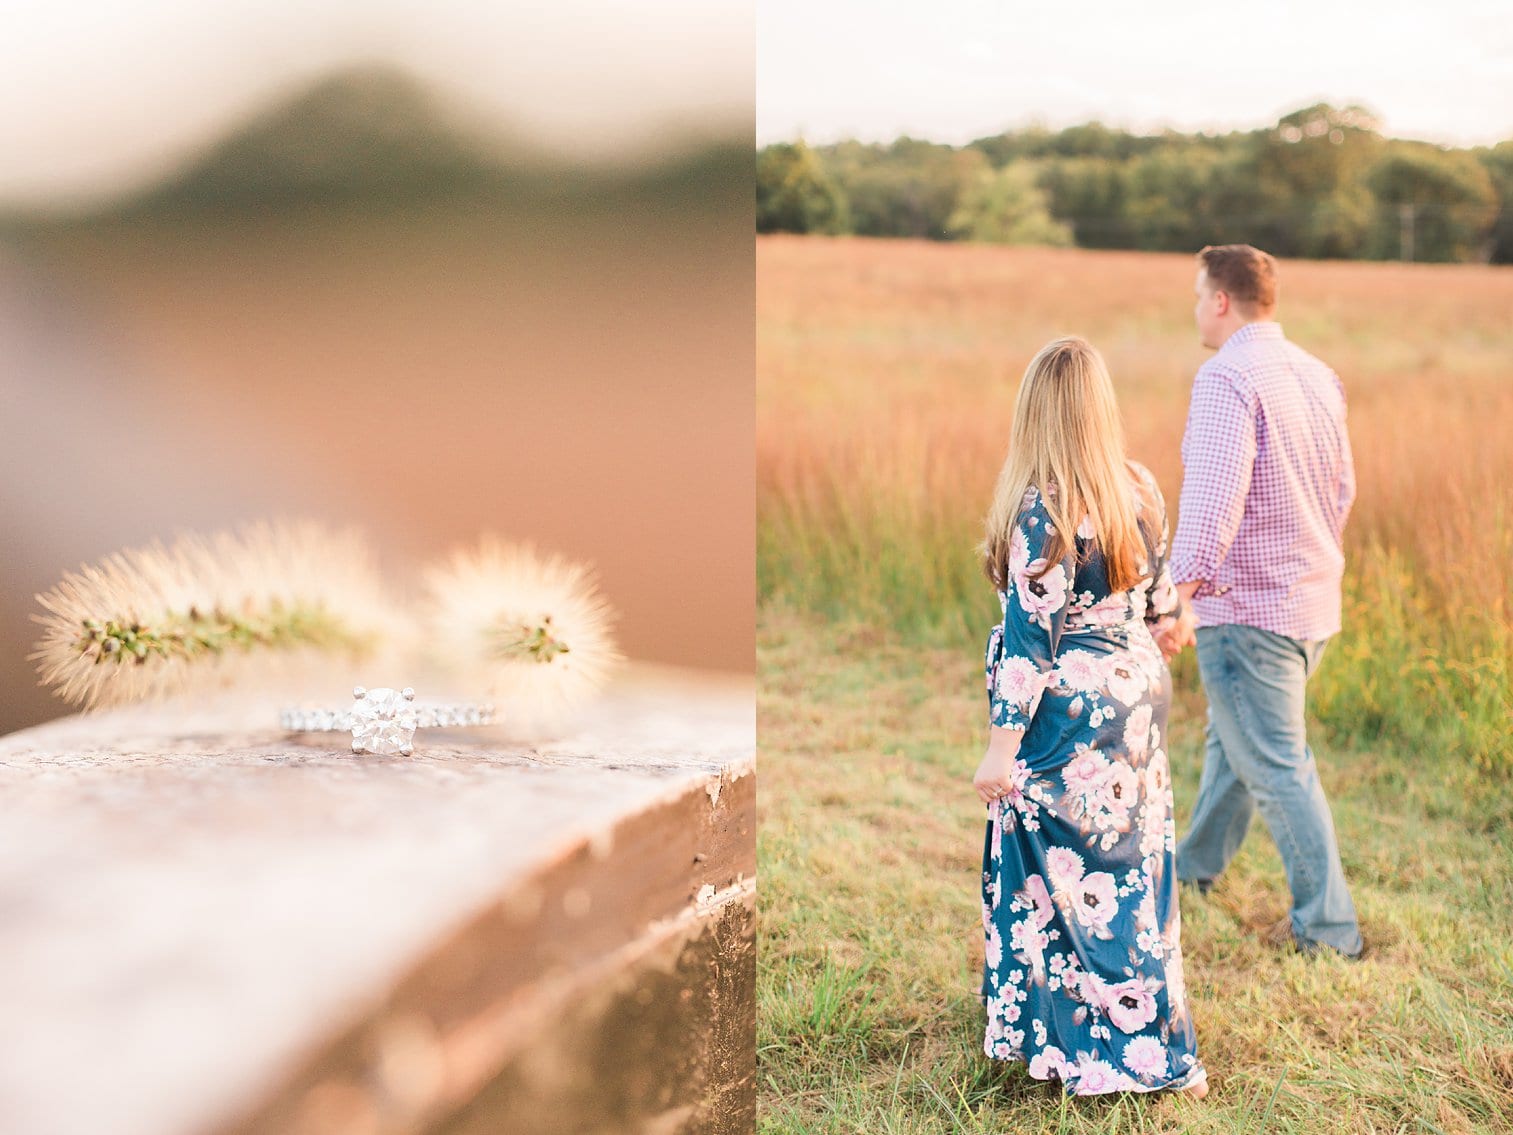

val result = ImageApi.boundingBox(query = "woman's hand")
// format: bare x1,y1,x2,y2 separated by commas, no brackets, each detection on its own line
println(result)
973,726,1025,806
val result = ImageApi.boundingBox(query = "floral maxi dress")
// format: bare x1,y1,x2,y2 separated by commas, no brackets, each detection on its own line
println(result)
980,464,1204,1095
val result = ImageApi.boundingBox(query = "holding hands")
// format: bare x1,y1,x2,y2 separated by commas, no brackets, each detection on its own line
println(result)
1152,604,1197,661
1152,582,1202,662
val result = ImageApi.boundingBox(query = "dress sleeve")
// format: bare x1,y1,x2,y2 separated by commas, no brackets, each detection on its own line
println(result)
1134,464,1179,624
985,493,1075,732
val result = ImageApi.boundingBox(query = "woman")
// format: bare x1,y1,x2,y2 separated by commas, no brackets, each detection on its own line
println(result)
971,337,1207,1098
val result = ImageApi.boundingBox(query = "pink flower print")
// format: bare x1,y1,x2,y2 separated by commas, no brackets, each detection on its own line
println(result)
1122,704,1153,758
1129,630,1166,684
1165,929,1188,1015
985,918,1003,970
1105,977,1160,1033
1062,746,1110,795
1071,1054,1131,1094
1143,750,1170,803
1094,762,1140,827
1147,573,1177,616
1009,913,1050,975
994,654,1045,713
1105,658,1146,706
1071,871,1119,937
1023,873,1055,928
984,1003,1025,1060
1121,1035,1169,1081
1009,524,1032,574
1076,968,1109,1011
1082,591,1131,627
1138,811,1168,864
1028,1045,1069,1081
1045,846,1086,894
1054,649,1106,693
1001,757,1034,810
1015,558,1069,624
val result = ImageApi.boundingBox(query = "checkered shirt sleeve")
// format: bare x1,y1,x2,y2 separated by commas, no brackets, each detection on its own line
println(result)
1169,362,1257,594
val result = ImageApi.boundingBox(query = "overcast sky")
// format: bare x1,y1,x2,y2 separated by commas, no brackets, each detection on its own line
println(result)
0,0,752,206
759,0,1513,149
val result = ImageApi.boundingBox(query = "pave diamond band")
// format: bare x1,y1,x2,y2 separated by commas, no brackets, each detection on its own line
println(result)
281,686,496,755
278,705,496,731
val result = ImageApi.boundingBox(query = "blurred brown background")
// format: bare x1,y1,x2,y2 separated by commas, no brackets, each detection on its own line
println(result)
0,15,753,734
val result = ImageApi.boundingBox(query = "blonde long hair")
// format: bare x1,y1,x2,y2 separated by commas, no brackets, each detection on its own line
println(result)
982,337,1147,593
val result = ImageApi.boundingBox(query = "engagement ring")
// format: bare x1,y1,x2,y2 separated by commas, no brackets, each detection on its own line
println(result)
280,686,496,755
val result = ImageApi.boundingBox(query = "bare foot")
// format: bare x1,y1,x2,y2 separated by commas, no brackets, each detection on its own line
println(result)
1182,1076,1209,1100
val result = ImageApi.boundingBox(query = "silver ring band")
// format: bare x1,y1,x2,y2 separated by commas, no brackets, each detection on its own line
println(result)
279,704,496,731
281,685,496,756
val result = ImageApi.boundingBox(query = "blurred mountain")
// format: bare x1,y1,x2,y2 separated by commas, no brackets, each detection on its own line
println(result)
5,64,748,222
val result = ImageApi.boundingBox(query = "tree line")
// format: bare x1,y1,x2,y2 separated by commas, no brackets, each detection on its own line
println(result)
757,104,1513,263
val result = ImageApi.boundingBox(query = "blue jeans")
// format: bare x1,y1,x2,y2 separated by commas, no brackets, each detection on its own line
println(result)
1176,623,1362,956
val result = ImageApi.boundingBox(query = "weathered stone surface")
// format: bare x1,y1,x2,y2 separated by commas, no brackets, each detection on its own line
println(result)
0,664,754,1135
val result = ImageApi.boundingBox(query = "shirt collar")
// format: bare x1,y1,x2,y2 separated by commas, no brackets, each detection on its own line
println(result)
1219,321,1284,351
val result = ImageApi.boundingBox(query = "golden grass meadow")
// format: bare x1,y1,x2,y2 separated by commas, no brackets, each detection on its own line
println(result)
756,235,1513,1133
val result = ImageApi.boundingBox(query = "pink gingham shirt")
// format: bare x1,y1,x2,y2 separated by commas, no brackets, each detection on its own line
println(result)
1169,322,1356,642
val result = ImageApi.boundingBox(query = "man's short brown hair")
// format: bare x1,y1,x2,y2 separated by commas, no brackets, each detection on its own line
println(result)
1196,244,1278,314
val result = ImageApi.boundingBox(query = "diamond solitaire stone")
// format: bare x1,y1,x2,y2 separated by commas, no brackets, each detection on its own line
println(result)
349,687,418,755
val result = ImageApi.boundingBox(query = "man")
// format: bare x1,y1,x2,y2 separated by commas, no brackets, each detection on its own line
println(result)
1160,243,1364,959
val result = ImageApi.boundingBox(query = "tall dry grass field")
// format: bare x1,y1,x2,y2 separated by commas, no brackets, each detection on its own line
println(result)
757,236,1513,1133
758,236,1511,770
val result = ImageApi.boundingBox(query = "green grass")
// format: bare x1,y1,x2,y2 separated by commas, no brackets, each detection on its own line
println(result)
757,607,1513,1134
757,519,1511,781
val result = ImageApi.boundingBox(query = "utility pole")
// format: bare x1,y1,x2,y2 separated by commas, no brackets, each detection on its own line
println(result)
1399,203,1415,263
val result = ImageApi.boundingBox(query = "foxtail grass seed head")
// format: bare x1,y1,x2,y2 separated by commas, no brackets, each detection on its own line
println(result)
32,521,394,710
423,538,621,731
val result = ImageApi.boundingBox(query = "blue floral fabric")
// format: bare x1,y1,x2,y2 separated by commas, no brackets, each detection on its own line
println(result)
979,463,1204,1095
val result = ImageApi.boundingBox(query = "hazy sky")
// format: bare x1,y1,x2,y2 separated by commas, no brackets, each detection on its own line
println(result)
760,0,1513,149
0,0,752,205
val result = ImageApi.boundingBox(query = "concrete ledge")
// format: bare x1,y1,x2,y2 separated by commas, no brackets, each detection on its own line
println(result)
0,665,755,1135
